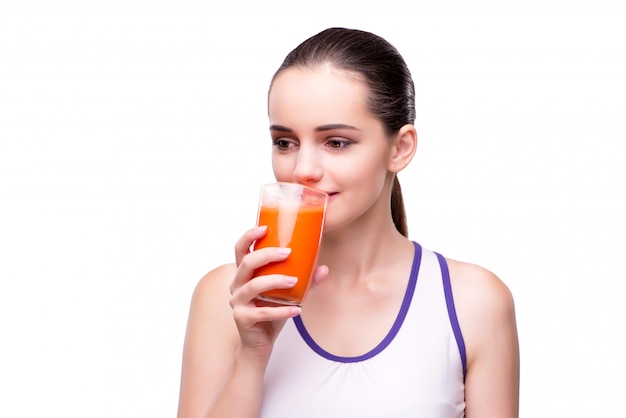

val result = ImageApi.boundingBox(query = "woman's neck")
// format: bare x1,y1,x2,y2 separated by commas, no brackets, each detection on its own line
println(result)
318,217,411,281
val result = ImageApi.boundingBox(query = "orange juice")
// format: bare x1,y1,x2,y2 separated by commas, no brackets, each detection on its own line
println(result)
254,205,325,305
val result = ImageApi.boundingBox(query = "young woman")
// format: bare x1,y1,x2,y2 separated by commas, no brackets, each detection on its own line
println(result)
177,28,520,418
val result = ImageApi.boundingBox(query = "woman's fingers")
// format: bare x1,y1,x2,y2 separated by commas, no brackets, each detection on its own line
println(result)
230,272,296,307
228,227,305,351
230,247,291,294
230,274,301,342
232,303,300,330
310,264,330,288
230,228,324,333
234,226,267,266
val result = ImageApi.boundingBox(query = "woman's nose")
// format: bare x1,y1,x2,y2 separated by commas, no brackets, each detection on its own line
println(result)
293,145,322,184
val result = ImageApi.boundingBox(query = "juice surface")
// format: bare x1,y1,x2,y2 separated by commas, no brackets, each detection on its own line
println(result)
254,205,325,304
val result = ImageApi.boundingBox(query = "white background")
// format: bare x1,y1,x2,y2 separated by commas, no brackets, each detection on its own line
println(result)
1,1,625,417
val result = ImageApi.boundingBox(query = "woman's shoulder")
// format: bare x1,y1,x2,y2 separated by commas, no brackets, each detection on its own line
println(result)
444,257,520,413
445,257,516,346
446,257,515,314
193,263,237,298
186,263,238,339
445,257,518,363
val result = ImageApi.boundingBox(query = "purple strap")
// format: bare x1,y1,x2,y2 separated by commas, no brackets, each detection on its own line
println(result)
294,241,422,363
435,252,467,380
293,243,466,379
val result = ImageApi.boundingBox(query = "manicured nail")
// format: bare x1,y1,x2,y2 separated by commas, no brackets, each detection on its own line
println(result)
277,247,292,256
289,307,301,316
285,276,298,285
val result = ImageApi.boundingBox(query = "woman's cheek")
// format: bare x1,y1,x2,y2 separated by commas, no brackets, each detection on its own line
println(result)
271,157,295,181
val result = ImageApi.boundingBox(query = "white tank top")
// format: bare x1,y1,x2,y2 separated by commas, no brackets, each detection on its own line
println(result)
260,242,466,418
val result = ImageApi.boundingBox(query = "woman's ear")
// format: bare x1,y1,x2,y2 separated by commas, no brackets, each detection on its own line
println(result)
388,124,417,173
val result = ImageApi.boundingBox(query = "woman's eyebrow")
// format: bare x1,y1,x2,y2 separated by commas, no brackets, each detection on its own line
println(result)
269,124,293,132
269,123,361,132
316,124,360,132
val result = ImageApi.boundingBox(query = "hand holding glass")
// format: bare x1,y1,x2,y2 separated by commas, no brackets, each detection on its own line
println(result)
253,183,328,306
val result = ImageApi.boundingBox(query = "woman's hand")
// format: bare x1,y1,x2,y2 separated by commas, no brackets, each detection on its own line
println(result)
229,225,327,360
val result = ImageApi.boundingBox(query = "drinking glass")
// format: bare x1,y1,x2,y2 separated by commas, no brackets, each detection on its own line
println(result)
253,182,328,306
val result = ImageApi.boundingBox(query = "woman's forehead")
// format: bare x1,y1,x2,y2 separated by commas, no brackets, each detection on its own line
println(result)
268,66,371,123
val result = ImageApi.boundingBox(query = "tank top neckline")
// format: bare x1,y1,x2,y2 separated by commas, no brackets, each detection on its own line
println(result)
292,241,423,363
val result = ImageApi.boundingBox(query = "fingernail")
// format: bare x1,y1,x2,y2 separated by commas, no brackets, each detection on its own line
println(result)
289,307,301,316
277,247,291,256
285,276,298,284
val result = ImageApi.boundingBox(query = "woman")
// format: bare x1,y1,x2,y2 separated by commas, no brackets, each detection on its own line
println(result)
177,27,519,418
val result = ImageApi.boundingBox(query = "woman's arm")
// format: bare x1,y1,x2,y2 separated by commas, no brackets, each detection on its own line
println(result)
449,260,520,418
177,264,294,418
176,264,246,418
177,227,310,418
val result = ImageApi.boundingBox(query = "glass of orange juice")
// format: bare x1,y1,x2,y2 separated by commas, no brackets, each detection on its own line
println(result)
253,182,328,306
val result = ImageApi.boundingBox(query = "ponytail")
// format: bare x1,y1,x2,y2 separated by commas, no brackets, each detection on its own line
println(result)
391,176,408,237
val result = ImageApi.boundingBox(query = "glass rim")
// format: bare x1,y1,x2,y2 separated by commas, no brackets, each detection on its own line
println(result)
260,182,329,198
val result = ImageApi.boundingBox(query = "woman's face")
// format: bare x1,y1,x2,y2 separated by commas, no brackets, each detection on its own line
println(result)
268,65,395,232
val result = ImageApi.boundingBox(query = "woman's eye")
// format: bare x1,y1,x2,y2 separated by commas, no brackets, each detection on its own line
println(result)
272,138,294,150
326,139,350,150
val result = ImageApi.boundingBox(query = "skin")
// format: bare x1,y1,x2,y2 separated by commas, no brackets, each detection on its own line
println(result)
177,64,520,418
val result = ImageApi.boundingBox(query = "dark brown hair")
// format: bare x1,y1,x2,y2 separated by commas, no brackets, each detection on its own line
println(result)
271,28,415,236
